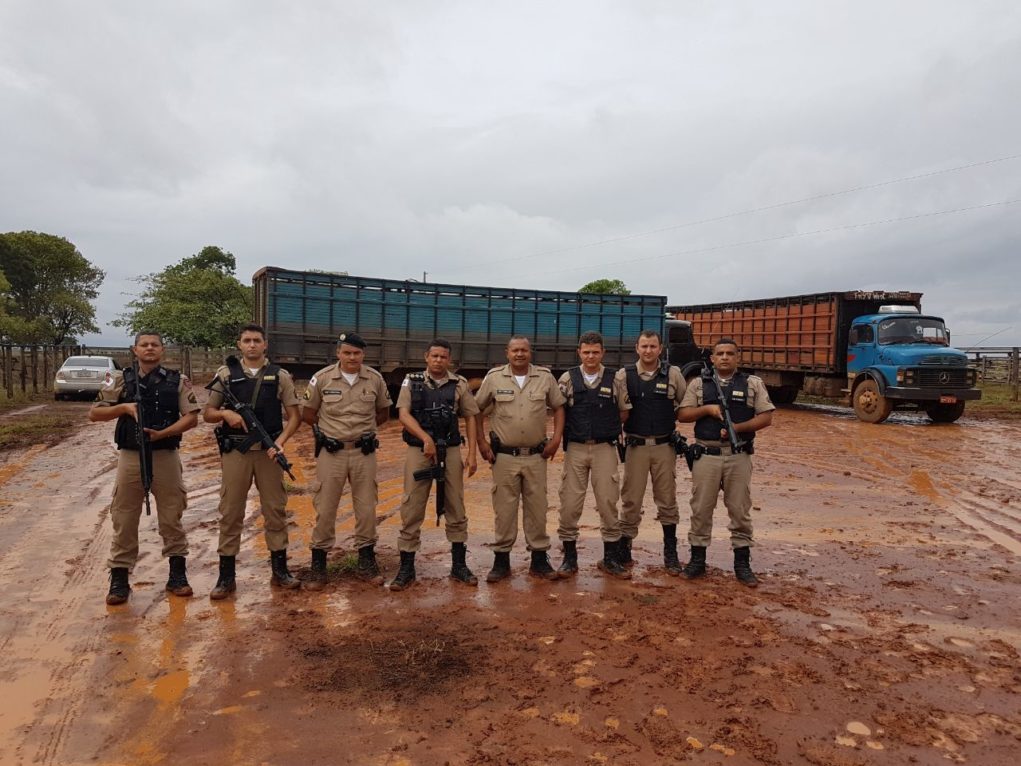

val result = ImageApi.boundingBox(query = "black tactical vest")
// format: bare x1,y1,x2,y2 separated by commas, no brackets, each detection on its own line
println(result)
114,366,183,451
624,364,676,436
565,367,620,442
401,373,462,446
695,371,757,442
218,357,284,438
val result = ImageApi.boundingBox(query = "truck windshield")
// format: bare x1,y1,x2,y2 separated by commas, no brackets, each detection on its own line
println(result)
877,317,949,346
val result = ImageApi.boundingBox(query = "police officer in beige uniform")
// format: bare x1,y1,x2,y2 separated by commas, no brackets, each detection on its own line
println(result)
615,329,687,574
389,338,481,591
302,332,392,588
89,331,201,605
677,338,774,586
476,335,566,582
203,323,302,599
555,331,630,579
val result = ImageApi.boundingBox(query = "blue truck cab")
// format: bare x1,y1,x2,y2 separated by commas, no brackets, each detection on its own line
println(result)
846,305,980,423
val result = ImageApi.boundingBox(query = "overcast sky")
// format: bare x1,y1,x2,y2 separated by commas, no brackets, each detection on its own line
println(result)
2,1,1019,346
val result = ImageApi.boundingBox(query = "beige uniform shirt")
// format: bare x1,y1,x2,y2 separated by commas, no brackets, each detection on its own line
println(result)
302,363,392,440
613,363,687,413
396,371,481,418
206,363,300,410
557,365,617,404
680,375,776,414
475,364,566,447
93,367,201,415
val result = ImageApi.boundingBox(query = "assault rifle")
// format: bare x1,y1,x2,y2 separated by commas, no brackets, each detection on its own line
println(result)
706,365,744,453
206,360,296,481
413,438,448,526
132,358,153,516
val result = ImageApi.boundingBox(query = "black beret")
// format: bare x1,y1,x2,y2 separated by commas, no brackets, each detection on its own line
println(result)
337,332,366,349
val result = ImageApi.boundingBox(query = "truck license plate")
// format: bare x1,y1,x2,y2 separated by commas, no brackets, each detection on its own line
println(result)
940,395,957,404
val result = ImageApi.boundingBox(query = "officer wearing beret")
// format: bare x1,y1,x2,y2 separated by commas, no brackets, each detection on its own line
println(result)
203,323,302,599
388,338,481,591
677,338,774,586
476,335,566,582
614,329,687,575
555,331,630,579
302,332,392,588
89,331,201,605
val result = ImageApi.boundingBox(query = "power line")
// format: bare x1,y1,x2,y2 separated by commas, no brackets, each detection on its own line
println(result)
533,198,1021,278
453,151,1021,272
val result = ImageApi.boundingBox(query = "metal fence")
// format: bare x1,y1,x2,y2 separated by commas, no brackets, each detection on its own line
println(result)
961,346,1020,401
1,344,234,398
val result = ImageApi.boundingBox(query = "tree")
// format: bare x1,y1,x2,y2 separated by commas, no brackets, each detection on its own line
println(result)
578,278,631,295
0,231,105,344
114,246,253,347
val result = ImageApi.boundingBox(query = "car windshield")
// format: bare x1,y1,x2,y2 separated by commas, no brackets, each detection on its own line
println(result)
63,357,110,367
877,317,949,346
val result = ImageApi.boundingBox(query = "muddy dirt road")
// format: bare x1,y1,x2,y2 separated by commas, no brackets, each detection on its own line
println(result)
0,402,1019,765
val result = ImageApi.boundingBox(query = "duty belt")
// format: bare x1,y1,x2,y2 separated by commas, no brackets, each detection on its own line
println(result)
625,434,673,447
695,442,754,456
495,444,545,456
565,437,617,446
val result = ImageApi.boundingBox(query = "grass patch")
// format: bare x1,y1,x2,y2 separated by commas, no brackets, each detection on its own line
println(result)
0,412,78,451
0,390,54,415
969,383,1021,418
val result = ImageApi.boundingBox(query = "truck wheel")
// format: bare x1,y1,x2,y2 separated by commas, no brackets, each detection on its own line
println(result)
925,401,965,423
768,385,799,405
852,379,892,423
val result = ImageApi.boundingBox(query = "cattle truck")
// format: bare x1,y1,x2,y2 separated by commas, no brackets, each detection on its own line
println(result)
253,267,667,397
666,290,980,423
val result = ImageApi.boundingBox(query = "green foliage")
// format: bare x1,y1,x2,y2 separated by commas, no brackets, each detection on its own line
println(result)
0,231,105,344
114,245,253,347
578,278,631,295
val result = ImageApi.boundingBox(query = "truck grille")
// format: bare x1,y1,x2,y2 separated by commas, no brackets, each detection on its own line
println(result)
910,368,972,387
920,355,959,365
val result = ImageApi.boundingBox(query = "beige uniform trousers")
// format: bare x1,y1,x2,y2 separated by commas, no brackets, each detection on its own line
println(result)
216,449,289,557
107,449,188,570
491,453,550,552
688,448,754,548
311,448,378,550
398,446,467,552
619,441,679,538
557,442,622,542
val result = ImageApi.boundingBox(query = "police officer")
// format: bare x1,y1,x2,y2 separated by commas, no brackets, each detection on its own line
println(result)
476,335,566,582
677,338,774,586
615,329,687,574
302,332,392,588
203,323,302,599
555,331,630,579
89,331,201,605
389,338,481,591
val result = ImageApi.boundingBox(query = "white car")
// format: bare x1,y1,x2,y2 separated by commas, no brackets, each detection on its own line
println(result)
54,356,120,400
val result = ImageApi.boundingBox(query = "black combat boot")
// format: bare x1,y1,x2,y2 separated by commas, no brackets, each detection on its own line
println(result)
597,540,632,579
388,551,417,591
305,548,328,591
270,550,300,590
450,542,478,586
166,555,194,597
557,540,579,578
106,567,131,605
681,546,707,580
356,545,384,585
486,551,511,583
529,550,559,581
734,546,759,588
209,555,237,600
618,535,634,568
662,524,682,576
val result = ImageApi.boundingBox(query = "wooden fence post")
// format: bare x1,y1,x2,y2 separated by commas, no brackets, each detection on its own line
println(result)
19,346,27,394
31,346,39,394
2,345,11,398
1012,347,1019,403
43,346,51,391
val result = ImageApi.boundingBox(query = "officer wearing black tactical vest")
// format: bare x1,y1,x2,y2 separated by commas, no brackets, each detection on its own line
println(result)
390,338,480,591
89,331,201,605
678,338,774,586
555,331,630,579
614,329,687,575
203,323,303,599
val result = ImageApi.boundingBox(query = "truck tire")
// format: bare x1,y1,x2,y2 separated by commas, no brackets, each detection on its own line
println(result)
852,379,892,423
768,385,798,405
925,401,965,423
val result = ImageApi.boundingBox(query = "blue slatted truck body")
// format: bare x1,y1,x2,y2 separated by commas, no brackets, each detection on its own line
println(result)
253,267,667,393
